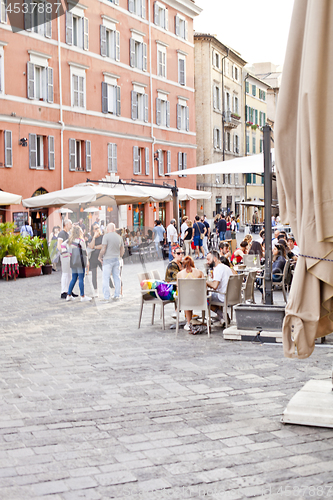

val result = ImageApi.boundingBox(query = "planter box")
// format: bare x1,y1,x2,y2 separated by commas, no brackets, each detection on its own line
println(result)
234,304,285,332
42,264,53,275
19,266,42,278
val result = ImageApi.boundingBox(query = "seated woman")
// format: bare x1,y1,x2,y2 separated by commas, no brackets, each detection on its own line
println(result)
248,240,263,259
272,243,286,282
165,245,184,282
177,256,204,331
230,240,249,264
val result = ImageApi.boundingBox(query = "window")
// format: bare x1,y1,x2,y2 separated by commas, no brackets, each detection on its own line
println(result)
212,51,220,69
245,81,249,94
226,132,231,151
154,2,168,29
0,45,4,94
131,88,148,122
213,127,222,150
156,149,171,176
252,84,256,97
69,139,91,172
27,60,53,103
177,101,189,131
259,89,266,101
178,53,186,85
102,77,121,115
233,65,238,81
213,85,221,111
225,91,231,112
259,111,266,127
24,1,52,37
252,136,256,154
128,0,145,19
246,134,249,154
228,174,232,184
0,0,7,24
29,134,55,169
66,9,89,50
130,36,147,71
177,152,187,177
234,173,239,185
72,74,85,108
233,95,239,115
175,14,187,40
157,44,167,78
100,25,120,61
1,130,12,168
156,96,170,127
260,138,263,153
133,146,149,175
233,134,239,154
107,143,117,173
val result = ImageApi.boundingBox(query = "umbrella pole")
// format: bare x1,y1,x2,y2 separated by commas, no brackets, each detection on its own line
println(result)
263,125,273,305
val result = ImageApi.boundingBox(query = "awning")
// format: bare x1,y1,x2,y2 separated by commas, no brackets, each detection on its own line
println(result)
0,190,22,206
239,201,265,207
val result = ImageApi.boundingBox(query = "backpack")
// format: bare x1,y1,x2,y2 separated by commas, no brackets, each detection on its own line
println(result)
70,242,87,270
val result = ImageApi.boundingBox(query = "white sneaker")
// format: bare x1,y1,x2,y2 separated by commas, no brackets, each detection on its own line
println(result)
93,291,99,298
81,296,92,302
112,296,120,301
66,295,73,301
184,323,191,331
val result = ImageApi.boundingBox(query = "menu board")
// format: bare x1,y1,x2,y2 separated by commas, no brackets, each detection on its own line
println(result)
13,212,28,232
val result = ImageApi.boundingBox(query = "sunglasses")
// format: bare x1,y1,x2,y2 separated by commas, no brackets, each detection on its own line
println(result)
175,251,184,255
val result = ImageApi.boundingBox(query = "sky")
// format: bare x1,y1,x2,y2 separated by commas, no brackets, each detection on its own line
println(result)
194,0,295,66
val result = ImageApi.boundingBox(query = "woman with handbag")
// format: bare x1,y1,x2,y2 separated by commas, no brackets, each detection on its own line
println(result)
183,220,193,256
67,226,92,302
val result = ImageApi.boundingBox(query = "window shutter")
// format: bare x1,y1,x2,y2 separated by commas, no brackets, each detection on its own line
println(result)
166,150,171,174
158,150,163,176
185,20,188,40
69,138,76,171
112,143,117,173
143,43,147,71
116,31,120,61
73,75,78,107
108,143,112,172
131,91,137,120
27,62,35,99
166,100,170,128
144,93,148,122
45,3,52,37
145,147,149,175
128,0,134,13
218,130,222,150
66,11,73,45
4,130,12,168
100,25,107,56
154,1,158,24
29,133,37,169
141,0,145,18
233,135,236,153
175,14,180,36
165,8,168,30
178,151,182,177
255,109,258,125
179,58,185,85
85,140,91,172
101,82,108,113
213,86,217,109
48,135,55,170
183,153,187,176
116,86,121,116
263,113,266,125
47,67,53,103
186,107,189,132
213,127,217,149
133,146,139,174
156,97,161,125
176,104,181,130
24,0,32,30
83,17,89,50
130,38,135,67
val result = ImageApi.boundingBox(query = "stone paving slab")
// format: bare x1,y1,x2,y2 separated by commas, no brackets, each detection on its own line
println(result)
1,259,333,499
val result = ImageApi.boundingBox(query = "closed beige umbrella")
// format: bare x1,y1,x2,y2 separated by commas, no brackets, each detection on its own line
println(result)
275,0,333,359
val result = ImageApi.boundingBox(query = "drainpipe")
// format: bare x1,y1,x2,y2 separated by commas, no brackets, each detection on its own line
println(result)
244,73,249,224
221,49,229,162
57,13,64,190
148,0,155,185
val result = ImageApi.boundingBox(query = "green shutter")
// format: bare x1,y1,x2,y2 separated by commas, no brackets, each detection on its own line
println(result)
246,173,251,184
246,81,249,93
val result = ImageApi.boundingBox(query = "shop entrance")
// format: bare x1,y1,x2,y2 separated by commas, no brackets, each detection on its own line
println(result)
31,210,48,237
133,203,144,229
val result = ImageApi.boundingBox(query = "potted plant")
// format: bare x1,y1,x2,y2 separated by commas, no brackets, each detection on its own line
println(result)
41,239,53,275
18,236,43,278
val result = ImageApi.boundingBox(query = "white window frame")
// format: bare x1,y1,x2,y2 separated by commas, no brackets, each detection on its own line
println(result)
102,73,121,115
157,42,167,78
128,0,145,19
175,14,187,40
233,95,239,115
4,130,12,168
108,142,117,173
213,127,222,150
212,50,220,69
131,83,148,122
100,17,120,61
233,65,239,81
154,1,168,29
177,98,189,131
0,44,5,94
156,92,170,127
0,0,7,24
70,64,87,109
177,151,187,177
213,84,221,111
130,31,147,72
66,4,88,50
27,51,53,103
178,52,186,86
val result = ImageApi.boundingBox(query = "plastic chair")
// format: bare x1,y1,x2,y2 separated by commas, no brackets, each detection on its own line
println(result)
150,269,161,280
272,258,292,303
242,271,257,303
209,273,244,327
138,273,174,329
176,278,211,336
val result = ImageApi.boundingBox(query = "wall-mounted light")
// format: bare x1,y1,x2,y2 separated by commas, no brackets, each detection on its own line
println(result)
19,138,27,147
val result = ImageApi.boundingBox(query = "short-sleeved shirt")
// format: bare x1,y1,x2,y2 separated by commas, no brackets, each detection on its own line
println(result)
153,225,165,242
180,222,188,240
193,221,205,238
213,263,233,302
58,230,69,243
167,224,177,244
165,261,181,282
217,219,227,233
102,232,124,259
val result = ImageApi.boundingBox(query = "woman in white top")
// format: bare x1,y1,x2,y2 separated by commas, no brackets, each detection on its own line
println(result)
66,226,92,302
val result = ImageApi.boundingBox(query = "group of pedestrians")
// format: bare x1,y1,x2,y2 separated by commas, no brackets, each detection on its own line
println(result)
57,219,124,303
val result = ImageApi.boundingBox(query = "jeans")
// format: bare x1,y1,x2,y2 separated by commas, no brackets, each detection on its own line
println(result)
219,231,226,242
103,258,121,299
168,242,173,262
68,269,85,296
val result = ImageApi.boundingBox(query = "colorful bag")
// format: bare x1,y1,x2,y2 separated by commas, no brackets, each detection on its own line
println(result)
140,280,177,301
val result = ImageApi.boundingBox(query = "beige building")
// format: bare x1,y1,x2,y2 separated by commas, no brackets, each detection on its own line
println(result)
243,72,271,223
194,34,247,218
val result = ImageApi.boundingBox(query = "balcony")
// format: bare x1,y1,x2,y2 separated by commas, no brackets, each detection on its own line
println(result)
224,110,241,129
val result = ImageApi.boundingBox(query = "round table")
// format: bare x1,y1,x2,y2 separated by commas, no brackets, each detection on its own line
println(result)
2,256,19,280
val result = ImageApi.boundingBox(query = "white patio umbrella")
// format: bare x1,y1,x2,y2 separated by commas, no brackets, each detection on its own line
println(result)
0,190,22,205
83,207,100,213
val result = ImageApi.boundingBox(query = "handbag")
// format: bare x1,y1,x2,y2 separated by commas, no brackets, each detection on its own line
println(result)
70,242,87,270
191,241,195,250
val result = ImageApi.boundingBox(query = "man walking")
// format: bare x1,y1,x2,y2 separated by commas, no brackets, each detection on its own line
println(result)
166,219,178,261
217,214,227,243
153,220,165,258
201,215,210,257
57,219,73,299
193,215,206,259
99,223,124,301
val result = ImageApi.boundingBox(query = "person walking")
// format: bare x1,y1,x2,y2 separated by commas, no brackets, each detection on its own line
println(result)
57,219,75,299
98,223,124,302
217,214,227,243
20,220,33,238
166,219,178,262
183,220,193,256
201,215,210,257
193,215,206,259
153,220,165,258
88,223,103,297
66,226,92,302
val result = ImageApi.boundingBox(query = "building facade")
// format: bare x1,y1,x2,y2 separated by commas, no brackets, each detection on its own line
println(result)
0,0,201,233
194,33,247,219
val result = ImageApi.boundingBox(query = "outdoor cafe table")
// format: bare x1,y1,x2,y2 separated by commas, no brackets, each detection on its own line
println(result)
1,256,19,281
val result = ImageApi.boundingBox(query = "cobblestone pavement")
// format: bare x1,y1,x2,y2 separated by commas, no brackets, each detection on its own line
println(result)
1,258,333,500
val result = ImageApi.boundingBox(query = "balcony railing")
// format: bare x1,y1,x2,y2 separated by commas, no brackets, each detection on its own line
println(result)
224,110,240,129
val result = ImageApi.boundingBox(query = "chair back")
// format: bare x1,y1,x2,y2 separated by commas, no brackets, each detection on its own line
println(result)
226,274,244,306
138,272,152,283
243,254,260,268
151,269,161,280
177,278,207,312
283,258,292,286
243,271,257,302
